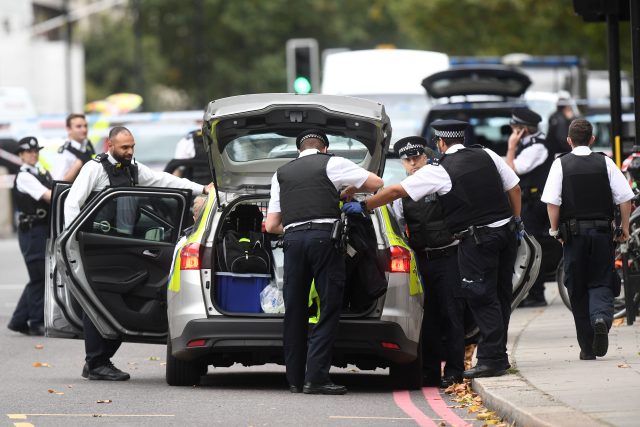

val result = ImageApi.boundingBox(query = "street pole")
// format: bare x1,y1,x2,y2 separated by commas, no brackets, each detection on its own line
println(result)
64,0,73,113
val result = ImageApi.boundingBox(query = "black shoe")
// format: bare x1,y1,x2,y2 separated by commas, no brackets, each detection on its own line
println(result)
463,364,507,379
440,375,463,388
423,376,441,387
81,363,89,378
518,297,547,308
579,351,596,360
28,323,45,336
87,361,130,381
592,318,609,357
7,322,29,335
289,384,302,393
302,382,347,395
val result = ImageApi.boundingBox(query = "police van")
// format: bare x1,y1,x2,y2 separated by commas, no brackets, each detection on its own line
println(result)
45,93,540,389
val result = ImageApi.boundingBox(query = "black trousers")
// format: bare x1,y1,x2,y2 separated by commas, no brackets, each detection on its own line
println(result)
457,225,517,368
282,228,345,386
416,248,465,382
11,224,47,327
562,229,615,354
83,312,122,369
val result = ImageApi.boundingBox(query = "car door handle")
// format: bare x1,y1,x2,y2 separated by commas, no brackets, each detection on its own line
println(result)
142,249,160,258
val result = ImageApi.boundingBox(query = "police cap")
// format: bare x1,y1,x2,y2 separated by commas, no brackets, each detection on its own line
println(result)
16,136,42,153
296,129,329,149
510,107,542,127
394,136,427,159
431,120,469,139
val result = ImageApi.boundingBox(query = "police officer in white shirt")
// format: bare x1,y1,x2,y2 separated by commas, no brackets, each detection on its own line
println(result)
65,126,209,381
265,129,383,395
345,120,522,379
52,114,96,182
542,118,633,360
7,137,52,336
506,107,556,307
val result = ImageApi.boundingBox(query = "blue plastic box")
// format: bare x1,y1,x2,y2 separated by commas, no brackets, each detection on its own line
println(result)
215,272,271,313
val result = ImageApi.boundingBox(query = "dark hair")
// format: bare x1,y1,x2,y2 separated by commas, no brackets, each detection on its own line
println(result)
108,126,132,140
440,137,464,147
568,119,593,146
66,113,86,128
300,138,326,151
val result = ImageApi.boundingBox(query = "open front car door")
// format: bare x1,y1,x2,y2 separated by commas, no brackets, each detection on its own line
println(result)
49,186,191,344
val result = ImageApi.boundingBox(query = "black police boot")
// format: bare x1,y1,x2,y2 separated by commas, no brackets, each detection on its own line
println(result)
439,375,463,388
463,364,507,379
7,322,29,335
579,351,596,360
592,318,609,357
302,382,347,395
81,363,89,378
87,361,130,381
28,323,45,336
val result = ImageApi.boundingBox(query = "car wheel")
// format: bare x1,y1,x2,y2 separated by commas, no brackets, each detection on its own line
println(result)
389,340,423,390
165,336,206,386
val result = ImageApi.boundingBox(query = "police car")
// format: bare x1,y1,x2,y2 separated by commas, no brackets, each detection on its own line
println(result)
45,93,540,389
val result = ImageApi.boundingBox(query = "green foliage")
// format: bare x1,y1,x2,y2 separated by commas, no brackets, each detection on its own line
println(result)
82,0,634,111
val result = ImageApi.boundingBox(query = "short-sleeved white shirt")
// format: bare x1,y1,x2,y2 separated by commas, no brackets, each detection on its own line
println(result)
541,146,634,206
400,144,519,228
173,134,196,159
513,133,549,175
267,149,370,229
51,139,93,181
15,164,49,201
64,154,205,228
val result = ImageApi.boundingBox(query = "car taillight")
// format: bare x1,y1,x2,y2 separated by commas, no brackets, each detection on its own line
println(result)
180,243,201,270
187,339,206,348
389,245,411,273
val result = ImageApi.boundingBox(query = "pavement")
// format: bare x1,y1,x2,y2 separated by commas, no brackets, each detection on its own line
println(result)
473,283,640,427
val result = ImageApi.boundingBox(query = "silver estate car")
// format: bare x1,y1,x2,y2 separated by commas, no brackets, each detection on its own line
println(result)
45,93,540,390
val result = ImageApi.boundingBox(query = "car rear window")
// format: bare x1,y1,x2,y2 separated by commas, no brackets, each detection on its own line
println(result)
225,132,369,163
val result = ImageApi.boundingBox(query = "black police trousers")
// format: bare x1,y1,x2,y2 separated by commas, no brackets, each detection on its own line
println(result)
457,224,517,368
83,312,122,369
416,247,465,383
10,223,47,328
562,228,615,354
282,228,345,387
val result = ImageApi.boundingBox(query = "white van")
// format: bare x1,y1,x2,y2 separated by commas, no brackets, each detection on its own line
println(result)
321,49,449,143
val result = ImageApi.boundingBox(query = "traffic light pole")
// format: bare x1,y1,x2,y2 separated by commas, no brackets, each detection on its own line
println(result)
606,13,623,167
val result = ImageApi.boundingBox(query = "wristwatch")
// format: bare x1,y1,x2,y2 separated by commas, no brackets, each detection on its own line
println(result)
548,228,559,238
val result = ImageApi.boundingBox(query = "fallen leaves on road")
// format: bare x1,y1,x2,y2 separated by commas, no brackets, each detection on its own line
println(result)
96,399,112,404
32,362,50,367
47,389,64,395
34,344,44,349
618,364,631,368
445,380,506,426
612,318,624,327
464,344,477,371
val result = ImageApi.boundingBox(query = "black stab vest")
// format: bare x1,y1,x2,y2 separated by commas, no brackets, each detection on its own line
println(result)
516,133,553,200
13,167,53,220
276,153,340,227
402,194,454,250
438,147,512,233
58,139,96,160
94,153,139,188
559,152,613,221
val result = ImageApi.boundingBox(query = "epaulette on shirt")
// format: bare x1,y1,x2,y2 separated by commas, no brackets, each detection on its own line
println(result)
57,141,70,153
94,152,110,163
427,157,440,166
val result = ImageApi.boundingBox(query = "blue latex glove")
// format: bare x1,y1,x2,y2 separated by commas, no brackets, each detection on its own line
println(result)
342,201,364,215
515,216,525,241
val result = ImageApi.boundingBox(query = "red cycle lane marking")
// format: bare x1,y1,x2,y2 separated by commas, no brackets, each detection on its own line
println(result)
392,390,439,427
422,387,472,427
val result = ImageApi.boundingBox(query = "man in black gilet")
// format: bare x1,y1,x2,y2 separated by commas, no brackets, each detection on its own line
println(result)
349,120,522,379
7,137,52,336
64,126,208,381
506,108,556,307
265,129,383,395
542,118,633,359
389,136,465,388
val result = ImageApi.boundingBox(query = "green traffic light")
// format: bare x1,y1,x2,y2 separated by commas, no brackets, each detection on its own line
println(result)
293,76,312,94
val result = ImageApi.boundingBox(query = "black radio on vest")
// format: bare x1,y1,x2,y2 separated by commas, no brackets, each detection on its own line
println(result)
94,153,139,187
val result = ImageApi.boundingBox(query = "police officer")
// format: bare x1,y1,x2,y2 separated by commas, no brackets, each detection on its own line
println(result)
389,136,465,388
169,128,211,185
542,118,633,360
7,137,52,336
52,113,96,182
347,120,521,378
64,126,209,380
547,97,576,155
506,107,555,307
265,129,383,395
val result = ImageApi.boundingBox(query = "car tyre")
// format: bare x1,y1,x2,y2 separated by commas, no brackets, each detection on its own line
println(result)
389,339,423,390
165,337,206,386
